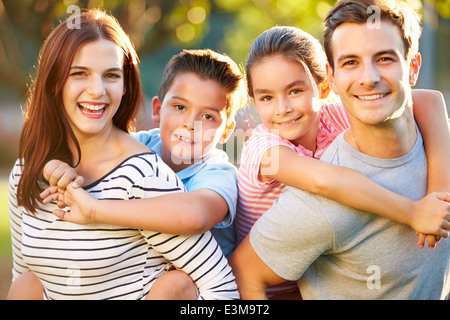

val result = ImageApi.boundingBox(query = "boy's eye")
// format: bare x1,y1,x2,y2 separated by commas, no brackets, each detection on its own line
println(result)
174,104,186,111
202,114,215,121
289,89,302,95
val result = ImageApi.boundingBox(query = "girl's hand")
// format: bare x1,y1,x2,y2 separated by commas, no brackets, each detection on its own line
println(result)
411,192,450,248
417,233,441,249
42,183,97,225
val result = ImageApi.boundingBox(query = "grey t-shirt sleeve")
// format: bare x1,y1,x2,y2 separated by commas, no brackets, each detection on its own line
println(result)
249,186,334,281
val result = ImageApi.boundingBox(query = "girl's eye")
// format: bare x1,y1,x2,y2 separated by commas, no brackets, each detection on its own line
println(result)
174,105,185,111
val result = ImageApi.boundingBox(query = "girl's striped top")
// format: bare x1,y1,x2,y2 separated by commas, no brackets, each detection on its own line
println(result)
235,103,350,297
9,152,238,300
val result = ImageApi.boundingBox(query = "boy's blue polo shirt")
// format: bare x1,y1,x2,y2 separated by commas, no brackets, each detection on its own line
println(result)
132,129,237,258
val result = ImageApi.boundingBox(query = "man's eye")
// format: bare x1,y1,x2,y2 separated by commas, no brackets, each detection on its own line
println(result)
343,60,356,66
261,96,273,102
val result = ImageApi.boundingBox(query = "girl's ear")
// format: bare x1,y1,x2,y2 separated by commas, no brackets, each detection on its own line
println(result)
151,96,162,123
219,120,236,144
320,80,331,99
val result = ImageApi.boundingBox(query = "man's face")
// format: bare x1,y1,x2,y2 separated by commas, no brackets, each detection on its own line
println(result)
326,21,420,127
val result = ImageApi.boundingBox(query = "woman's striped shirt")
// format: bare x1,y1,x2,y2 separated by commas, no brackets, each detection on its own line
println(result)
9,152,238,300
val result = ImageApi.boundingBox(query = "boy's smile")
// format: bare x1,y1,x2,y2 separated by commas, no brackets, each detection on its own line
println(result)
152,72,234,171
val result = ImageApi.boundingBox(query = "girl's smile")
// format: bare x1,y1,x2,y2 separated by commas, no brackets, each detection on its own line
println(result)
250,54,323,150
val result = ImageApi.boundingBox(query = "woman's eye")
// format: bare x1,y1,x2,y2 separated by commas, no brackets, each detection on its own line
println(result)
105,73,121,79
70,71,86,77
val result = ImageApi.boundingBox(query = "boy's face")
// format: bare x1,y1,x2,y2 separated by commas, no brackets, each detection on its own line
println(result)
326,20,420,127
152,72,235,169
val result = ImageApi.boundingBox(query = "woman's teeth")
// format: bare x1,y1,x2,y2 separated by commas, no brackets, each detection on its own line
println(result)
78,103,107,114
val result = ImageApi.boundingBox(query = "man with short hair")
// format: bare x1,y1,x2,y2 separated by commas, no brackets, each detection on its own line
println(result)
230,0,450,299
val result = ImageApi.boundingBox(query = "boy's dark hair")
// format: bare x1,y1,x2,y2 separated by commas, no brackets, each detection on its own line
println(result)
158,49,247,121
324,0,422,70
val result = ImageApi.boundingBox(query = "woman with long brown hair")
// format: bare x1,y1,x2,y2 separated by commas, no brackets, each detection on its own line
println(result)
8,9,238,300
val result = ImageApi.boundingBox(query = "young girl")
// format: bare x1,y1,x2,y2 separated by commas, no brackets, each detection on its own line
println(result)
234,26,450,298
8,9,238,300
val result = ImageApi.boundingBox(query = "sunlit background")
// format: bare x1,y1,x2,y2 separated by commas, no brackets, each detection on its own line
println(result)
0,0,449,298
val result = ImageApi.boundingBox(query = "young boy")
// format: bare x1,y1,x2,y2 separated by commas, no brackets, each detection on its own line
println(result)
8,49,246,300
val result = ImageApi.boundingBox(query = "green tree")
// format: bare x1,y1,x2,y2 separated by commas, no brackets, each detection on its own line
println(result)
0,0,448,96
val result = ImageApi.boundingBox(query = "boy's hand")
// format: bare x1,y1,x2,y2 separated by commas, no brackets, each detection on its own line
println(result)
411,192,450,249
43,159,83,189
40,185,67,209
43,183,97,225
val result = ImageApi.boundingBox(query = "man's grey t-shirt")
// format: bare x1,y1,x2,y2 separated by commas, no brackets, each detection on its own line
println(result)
250,129,450,299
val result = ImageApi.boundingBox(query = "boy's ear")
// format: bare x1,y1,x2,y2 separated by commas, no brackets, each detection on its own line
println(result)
151,96,162,123
409,53,421,86
219,120,236,144
320,80,331,100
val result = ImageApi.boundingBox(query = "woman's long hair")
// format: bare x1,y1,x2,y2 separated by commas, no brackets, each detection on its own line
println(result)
17,9,144,213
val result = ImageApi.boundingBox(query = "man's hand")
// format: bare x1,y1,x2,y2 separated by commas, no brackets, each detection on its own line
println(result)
412,192,450,249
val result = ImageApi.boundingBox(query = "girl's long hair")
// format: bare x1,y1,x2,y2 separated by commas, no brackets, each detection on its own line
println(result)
17,9,144,213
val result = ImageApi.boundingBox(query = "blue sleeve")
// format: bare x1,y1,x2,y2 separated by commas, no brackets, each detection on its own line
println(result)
131,128,160,147
186,162,238,229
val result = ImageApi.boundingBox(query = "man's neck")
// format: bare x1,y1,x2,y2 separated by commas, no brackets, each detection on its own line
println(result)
344,109,417,159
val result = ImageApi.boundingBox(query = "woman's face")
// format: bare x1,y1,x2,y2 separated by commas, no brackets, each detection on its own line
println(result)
62,39,125,141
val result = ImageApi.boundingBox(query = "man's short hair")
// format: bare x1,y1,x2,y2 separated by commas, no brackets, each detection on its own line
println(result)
323,0,422,70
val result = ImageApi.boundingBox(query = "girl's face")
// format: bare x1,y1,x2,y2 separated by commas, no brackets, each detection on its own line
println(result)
250,54,323,148
62,39,125,141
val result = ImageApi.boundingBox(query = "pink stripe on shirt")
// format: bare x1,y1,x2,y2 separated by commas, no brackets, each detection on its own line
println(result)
235,103,350,297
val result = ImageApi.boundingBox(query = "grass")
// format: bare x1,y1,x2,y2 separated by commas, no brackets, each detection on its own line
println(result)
0,178,11,257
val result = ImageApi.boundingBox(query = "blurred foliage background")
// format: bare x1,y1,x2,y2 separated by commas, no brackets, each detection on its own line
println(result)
0,0,449,172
